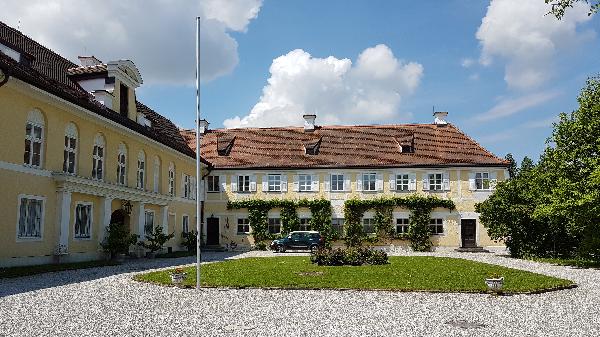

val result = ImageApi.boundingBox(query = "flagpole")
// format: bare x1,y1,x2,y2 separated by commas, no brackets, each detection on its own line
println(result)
195,16,202,291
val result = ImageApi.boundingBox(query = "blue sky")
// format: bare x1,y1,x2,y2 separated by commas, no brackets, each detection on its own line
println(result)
3,0,599,162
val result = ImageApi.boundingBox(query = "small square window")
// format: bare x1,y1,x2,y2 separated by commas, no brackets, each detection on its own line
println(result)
299,218,311,231
428,173,443,191
237,218,250,234
363,218,375,234
396,218,409,234
396,174,409,191
299,175,312,192
238,175,251,192
268,218,281,234
268,175,282,192
475,172,490,190
331,174,344,191
332,218,344,236
207,176,220,192
429,218,444,235
362,173,377,191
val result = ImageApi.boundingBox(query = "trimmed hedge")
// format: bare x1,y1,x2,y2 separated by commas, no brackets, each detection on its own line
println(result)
311,247,389,266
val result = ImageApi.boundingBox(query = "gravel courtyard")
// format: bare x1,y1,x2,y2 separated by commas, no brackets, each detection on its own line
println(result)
1,250,599,337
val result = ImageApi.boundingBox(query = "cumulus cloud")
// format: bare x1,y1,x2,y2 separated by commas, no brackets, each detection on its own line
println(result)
461,58,475,68
0,0,262,84
476,0,593,90
475,90,561,122
224,44,423,128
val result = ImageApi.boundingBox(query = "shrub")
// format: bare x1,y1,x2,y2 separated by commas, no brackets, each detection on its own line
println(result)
181,230,198,252
310,247,389,266
138,226,175,254
254,241,267,251
101,223,138,259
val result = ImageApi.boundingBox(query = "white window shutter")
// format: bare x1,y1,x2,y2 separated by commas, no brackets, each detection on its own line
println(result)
389,172,396,191
422,174,430,191
344,175,351,192
191,177,196,200
181,173,185,197
262,175,268,192
293,175,300,192
443,172,450,191
219,175,226,192
324,174,330,191
409,173,417,191
468,172,476,191
281,174,288,192
356,174,363,192
312,174,319,191
376,173,383,191
250,175,257,192
231,176,238,192
490,171,498,190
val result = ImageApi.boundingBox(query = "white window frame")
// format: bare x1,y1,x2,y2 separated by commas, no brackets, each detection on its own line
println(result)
182,214,189,233
73,202,93,240
16,194,45,241
396,173,410,191
168,163,175,196
238,175,251,193
331,218,345,236
268,174,282,192
24,114,44,168
298,218,311,231
63,123,78,175
396,218,410,234
298,174,313,192
362,218,376,234
475,172,491,190
428,173,443,191
144,210,155,236
330,174,344,192
207,175,220,193
362,173,377,191
237,217,250,235
117,144,127,186
268,218,281,234
429,218,444,235
137,151,146,189
92,135,105,180
183,174,192,199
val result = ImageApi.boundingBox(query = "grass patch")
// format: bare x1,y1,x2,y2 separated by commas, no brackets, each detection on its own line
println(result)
134,256,574,294
526,256,600,269
0,260,120,279
155,251,196,259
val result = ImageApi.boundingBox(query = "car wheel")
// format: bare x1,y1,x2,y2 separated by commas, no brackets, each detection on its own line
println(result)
278,245,286,253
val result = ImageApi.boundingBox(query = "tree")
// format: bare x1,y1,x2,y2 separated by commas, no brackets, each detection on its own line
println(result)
137,225,175,255
545,0,599,19
505,153,518,179
520,156,535,173
101,223,138,259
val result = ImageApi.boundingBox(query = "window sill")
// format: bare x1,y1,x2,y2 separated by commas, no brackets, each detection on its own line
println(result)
207,191,221,193
16,236,43,242
74,237,92,241
236,232,250,236
235,191,253,194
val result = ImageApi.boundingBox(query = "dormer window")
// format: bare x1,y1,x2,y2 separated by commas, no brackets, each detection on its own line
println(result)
400,144,413,153
119,83,129,116
217,135,235,156
304,137,322,155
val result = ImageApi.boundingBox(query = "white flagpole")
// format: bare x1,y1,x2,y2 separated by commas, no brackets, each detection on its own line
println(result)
195,16,202,291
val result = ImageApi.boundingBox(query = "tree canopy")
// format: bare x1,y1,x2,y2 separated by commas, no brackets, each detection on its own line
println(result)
545,0,599,19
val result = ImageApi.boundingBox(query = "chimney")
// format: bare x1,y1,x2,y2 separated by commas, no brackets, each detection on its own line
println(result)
78,56,103,67
433,111,448,125
198,119,210,134
303,114,316,132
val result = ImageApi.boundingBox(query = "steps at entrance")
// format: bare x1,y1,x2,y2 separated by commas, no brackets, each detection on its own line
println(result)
201,245,227,252
455,246,491,253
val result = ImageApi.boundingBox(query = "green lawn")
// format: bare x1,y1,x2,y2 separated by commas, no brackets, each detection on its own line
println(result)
0,260,120,279
134,256,574,294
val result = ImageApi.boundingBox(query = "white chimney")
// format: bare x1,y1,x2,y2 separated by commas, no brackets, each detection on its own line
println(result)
198,119,210,134
78,56,103,67
303,114,316,132
433,111,448,125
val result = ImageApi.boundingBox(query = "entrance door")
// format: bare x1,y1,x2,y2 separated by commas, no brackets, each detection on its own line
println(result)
461,219,477,248
206,217,219,246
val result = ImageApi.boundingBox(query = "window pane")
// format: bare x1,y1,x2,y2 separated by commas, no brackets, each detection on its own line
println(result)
34,126,42,139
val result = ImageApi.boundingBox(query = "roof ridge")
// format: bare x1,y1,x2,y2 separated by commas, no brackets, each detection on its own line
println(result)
445,123,508,163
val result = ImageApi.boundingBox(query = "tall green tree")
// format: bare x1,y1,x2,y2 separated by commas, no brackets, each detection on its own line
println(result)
505,153,518,179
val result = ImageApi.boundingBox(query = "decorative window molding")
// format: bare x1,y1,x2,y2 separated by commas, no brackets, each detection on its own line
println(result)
24,109,45,168
63,122,78,174
168,162,175,196
117,143,127,185
16,194,45,241
136,150,145,189
74,202,93,239
92,134,105,180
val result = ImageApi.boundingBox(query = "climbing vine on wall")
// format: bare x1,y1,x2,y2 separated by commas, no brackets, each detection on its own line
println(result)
343,195,455,251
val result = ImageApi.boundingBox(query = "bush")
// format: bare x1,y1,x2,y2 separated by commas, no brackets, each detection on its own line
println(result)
310,247,389,266
181,230,198,252
254,241,267,251
137,226,175,254
101,223,138,259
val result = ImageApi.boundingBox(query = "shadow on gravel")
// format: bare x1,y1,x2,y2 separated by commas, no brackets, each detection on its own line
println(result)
0,251,243,297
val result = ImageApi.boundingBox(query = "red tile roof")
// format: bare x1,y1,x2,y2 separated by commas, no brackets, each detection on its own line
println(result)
183,124,509,170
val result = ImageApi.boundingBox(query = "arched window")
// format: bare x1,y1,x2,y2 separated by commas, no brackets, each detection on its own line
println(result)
117,143,127,185
153,156,161,193
137,150,146,189
92,134,105,180
63,123,78,174
24,109,44,167
168,162,175,196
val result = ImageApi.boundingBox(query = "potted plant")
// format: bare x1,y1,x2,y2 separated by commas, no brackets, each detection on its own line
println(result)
137,225,175,258
170,267,187,285
101,223,138,261
485,273,504,294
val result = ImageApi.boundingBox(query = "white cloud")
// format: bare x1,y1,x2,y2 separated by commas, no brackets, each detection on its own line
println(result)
224,44,423,128
475,91,560,122
522,115,559,129
461,58,475,68
476,0,593,90
0,0,262,84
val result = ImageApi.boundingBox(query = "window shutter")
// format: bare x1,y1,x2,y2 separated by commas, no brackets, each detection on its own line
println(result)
181,173,185,197
468,173,476,191
356,174,363,192
281,174,288,192
389,172,396,191
443,172,450,191
250,175,257,192
324,174,330,191
490,171,498,190
376,173,383,191
422,174,430,191
409,173,417,191
312,174,319,191
293,175,300,192
231,176,238,192
262,175,268,192
344,175,351,192
219,175,226,193
199,178,205,196
191,177,197,200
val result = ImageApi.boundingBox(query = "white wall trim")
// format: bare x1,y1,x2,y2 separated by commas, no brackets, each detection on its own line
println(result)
0,160,52,177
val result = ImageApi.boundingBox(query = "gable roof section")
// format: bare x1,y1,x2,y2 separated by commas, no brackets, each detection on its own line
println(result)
192,124,508,169
0,21,196,159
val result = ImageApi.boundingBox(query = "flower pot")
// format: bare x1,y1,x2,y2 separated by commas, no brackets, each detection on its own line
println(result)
170,273,186,285
485,277,504,293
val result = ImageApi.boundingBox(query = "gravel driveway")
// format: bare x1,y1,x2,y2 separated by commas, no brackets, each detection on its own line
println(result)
1,250,599,337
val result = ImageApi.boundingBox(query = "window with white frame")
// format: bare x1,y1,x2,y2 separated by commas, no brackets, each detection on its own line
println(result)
396,218,409,234
331,218,344,236
475,172,490,190
153,156,160,193
137,151,145,189
207,176,220,192
183,174,192,199
428,173,443,191
24,110,44,168
268,174,282,192
168,163,175,196
17,196,44,239
396,174,410,191
429,218,444,235
363,218,375,234
268,218,281,234
182,215,189,233
91,134,105,180
299,218,311,231
299,174,312,192
117,144,127,185
237,218,250,234
331,174,344,191
63,123,78,174
144,211,154,235
74,203,92,239
362,173,377,191
238,175,250,192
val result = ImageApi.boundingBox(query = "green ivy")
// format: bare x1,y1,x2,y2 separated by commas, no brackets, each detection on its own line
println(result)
343,195,455,251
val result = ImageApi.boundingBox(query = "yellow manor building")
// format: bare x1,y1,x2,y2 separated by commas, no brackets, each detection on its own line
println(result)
0,21,508,267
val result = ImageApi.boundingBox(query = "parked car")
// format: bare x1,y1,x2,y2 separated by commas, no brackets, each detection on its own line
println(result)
270,231,324,253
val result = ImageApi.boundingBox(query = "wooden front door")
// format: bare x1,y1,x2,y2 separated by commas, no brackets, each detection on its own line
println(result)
206,217,219,246
461,219,477,248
